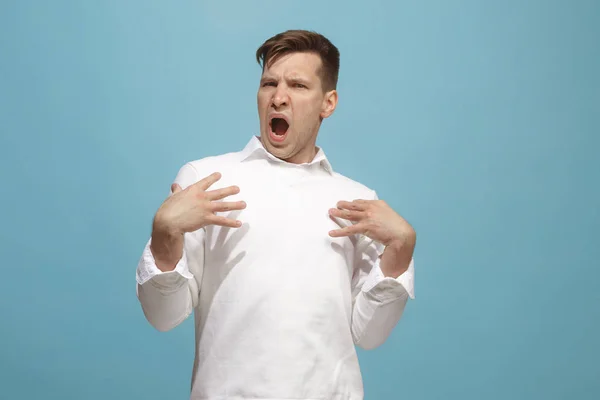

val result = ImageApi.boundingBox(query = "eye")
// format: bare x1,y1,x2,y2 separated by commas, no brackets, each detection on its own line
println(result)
294,83,307,89
262,81,276,87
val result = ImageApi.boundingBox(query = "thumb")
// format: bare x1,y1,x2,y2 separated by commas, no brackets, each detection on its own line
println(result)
171,183,182,194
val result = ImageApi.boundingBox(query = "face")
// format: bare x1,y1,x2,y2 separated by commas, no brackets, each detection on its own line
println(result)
257,52,338,164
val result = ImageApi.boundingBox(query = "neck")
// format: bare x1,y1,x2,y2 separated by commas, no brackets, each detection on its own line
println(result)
285,145,317,164
258,135,318,164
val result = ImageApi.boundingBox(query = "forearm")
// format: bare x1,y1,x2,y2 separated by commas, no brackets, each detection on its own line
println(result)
137,272,196,332
136,161,207,331
150,218,184,272
351,282,409,350
350,253,415,350
379,238,413,279
136,238,200,332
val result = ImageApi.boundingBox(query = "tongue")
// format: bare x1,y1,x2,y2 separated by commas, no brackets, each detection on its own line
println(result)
273,119,288,136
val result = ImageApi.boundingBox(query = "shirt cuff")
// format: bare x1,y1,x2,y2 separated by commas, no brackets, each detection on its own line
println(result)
361,257,415,300
135,238,194,286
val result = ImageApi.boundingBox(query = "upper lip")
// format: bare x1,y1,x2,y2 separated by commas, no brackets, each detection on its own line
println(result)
268,113,290,127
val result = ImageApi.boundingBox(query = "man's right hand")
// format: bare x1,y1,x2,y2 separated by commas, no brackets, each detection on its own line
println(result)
150,172,246,272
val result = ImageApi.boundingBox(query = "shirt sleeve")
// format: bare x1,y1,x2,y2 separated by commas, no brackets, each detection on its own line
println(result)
136,237,194,286
350,191,415,350
135,162,205,332
360,255,415,299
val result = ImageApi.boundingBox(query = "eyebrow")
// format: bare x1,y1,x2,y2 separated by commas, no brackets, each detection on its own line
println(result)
260,75,311,85
260,76,276,84
289,76,310,85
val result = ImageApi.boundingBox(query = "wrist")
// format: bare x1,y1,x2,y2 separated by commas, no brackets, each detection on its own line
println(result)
150,215,184,272
152,213,181,237
379,241,413,278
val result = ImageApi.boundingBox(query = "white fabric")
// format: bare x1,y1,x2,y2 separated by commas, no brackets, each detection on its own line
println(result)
136,136,415,400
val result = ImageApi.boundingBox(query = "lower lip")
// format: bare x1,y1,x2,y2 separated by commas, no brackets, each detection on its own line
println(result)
269,129,287,143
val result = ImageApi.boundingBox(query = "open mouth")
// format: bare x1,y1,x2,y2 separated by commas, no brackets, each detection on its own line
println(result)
270,117,289,137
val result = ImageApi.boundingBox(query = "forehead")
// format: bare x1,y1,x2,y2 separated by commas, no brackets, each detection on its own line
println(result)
262,52,322,79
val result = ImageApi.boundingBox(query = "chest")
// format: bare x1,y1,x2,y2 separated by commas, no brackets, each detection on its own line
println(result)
200,165,360,274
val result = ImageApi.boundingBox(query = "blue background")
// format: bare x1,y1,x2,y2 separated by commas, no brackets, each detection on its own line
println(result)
1,1,598,399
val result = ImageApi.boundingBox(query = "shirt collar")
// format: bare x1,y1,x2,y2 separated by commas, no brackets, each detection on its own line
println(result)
240,136,334,175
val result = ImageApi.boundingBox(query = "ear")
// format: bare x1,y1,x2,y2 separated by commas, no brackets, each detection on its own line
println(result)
320,89,338,119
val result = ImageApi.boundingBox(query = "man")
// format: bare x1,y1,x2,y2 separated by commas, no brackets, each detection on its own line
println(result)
136,30,416,399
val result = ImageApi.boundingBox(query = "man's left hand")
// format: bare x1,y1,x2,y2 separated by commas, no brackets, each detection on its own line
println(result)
328,199,416,277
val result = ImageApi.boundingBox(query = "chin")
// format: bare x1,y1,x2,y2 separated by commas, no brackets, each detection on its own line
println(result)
264,129,289,147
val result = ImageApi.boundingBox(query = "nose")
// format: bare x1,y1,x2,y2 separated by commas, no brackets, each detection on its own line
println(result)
271,85,289,109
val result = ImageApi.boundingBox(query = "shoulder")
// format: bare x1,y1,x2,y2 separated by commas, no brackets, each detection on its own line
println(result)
172,150,245,189
328,170,378,200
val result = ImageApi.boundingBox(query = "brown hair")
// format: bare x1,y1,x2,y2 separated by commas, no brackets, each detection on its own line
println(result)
256,30,340,91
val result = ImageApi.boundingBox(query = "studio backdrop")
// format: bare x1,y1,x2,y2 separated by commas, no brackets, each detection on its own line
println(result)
1,1,598,399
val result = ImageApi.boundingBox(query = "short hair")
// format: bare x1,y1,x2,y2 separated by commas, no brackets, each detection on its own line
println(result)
256,30,340,91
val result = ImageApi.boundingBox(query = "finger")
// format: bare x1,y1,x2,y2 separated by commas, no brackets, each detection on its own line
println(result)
195,172,222,191
206,215,243,228
336,200,368,211
211,200,247,212
205,185,241,201
171,183,182,194
329,223,365,237
329,207,364,222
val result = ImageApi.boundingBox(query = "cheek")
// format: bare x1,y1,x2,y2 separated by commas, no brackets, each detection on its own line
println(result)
257,92,270,108
294,97,322,118
257,97,268,120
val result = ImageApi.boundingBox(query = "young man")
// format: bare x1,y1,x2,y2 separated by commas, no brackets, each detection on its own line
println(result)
136,30,416,400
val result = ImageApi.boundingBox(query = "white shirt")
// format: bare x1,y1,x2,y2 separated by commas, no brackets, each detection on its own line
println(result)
136,136,415,400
